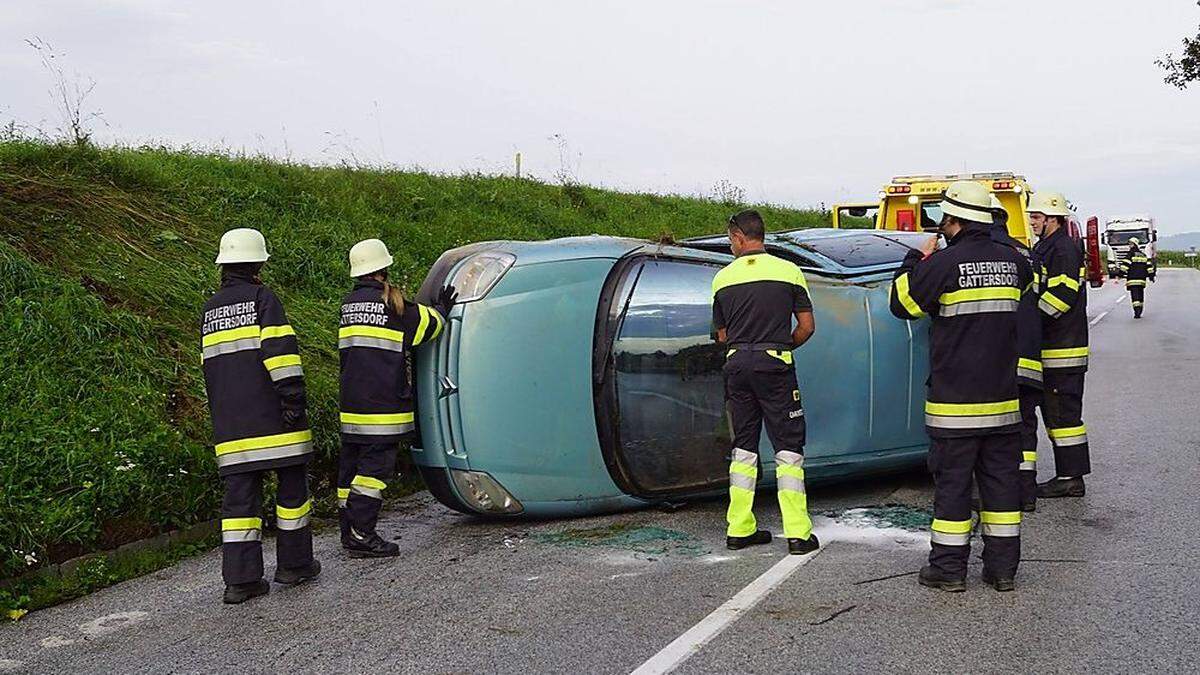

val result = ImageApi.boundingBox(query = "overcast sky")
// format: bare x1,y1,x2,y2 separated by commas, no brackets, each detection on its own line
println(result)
3,1,1199,233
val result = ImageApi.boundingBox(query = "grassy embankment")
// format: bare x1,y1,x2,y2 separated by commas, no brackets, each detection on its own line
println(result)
0,141,825,612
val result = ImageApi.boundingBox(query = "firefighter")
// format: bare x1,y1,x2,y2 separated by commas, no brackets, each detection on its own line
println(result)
338,239,456,557
712,210,819,556
989,197,1043,511
201,228,320,604
1027,192,1091,498
890,182,1031,592
1119,238,1154,318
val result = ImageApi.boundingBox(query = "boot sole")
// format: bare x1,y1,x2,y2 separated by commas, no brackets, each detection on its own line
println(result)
223,587,269,604
274,573,320,586
1038,490,1085,499
346,549,400,559
918,577,966,593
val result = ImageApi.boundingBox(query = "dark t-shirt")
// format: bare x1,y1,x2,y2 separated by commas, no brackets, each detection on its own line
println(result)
712,252,812,346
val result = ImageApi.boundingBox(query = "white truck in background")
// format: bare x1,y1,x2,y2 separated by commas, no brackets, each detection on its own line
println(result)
1103,214,1156,278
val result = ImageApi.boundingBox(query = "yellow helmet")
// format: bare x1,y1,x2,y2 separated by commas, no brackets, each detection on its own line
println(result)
215,228,269,264
941,181,994,224
1129,237,1141,246
1026,191,1070,217
349,238,394,278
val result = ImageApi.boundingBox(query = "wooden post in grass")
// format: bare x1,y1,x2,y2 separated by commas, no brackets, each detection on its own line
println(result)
515,152,522,178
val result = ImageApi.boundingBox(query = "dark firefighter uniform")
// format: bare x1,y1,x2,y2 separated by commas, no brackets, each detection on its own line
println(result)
338,279,445,546
1119,245,1154,318
712,253,814,544
890,222,1032,583
1032,226,1091,481
992,207,1043,509
201,271,314,586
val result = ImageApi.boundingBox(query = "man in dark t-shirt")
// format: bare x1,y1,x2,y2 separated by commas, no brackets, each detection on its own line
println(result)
712,210,819,556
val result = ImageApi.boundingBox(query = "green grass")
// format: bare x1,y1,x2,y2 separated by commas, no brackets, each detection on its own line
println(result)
0,140,826,592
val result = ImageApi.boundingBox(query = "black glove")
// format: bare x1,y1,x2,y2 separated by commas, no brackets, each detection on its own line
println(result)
435,284,459,317
281,407,304,430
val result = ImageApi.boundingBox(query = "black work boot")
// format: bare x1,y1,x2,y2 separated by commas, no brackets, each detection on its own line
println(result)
726,530,772,550
223,579,270,604
918,565,966,593
1037,477,1086,498
274,559,322,586
787,533,820,555
981,569,1016,592
345,529,400,558
339,510,352,548
1020,472,1038,512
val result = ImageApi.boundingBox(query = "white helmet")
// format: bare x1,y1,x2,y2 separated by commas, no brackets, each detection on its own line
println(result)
941,181,994,224
215,228,269,264
349,239,394,278
1025,191,1070,217
1129,237,1141,246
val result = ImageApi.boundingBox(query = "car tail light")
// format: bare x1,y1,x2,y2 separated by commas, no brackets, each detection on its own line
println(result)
450,469,523,514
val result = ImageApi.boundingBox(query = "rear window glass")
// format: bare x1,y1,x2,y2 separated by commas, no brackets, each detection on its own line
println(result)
800,233,922,268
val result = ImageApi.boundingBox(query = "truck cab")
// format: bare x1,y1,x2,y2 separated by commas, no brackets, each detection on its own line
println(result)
1103,215,1157,278
830,202,880,229
874,172,1034,246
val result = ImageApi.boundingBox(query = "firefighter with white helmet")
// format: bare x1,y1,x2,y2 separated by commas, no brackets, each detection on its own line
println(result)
336,239,457,557
202,228,320,604
890,181,1031,592
1119,237,1155,318
1027,191,1091,498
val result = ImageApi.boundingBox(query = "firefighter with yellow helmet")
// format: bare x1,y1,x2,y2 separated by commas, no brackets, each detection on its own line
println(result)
1118,237,1155,318
1027,192,1091,498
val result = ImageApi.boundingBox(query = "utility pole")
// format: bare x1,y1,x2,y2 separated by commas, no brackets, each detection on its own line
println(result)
515,152,522,179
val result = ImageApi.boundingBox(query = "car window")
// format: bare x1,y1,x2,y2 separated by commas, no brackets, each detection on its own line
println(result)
612,260,728,493
798,233,921,268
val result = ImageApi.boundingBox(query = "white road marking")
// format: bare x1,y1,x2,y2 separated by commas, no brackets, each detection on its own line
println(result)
1090,311,1109,327
630,549,823,675
1116,294,1127,304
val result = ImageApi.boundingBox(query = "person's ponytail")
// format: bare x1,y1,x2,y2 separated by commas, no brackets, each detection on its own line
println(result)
382,279,406,313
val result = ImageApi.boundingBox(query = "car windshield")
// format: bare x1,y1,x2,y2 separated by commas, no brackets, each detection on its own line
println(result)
611,259,727,494
797,233,922,268
1108,229,1149,246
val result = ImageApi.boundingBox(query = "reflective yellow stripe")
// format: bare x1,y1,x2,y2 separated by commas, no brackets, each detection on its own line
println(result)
712,253,808,295
338,325,405,342
260,324,296,340
427,307,444,341
924,400,1019,416
1040,291,1070,313
263,354,302,371
215,430,313,457
202,325,261,348
776,464,804,479
1048,425,1087,439
726,349,736,358
893,273,926,318
352,475,387,490
1022,451,1037,462
1018,357,1042,372
931,518,972,534
766,349,793,364
938,287,1021,304
979,511,1022,525
1041,347,1088,359
276,499,312,519
1046,274,1080,291
222,517,262,531
339,412,415,425
729,463,757,479
337,488,350,500
414,304,432,345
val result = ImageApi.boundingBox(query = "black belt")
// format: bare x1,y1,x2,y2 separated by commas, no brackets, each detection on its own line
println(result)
728,342,793,351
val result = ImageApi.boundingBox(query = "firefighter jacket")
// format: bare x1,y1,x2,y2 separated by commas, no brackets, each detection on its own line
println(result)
1119,248,1154,286
889,225,1033,438
1032,226,1089,373
201,273,311,477
339,279,445,444
992,228,1044,389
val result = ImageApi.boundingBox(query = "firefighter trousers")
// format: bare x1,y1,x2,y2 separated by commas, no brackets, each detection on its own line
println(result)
1018,385,1041,504
221,464,313,586
1129,285,1145,317
928,433,1022,579
338,441,398,538
1042,371,1090,478
723,350,812,540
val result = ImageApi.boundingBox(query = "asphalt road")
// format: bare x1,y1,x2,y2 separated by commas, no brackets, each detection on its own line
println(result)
3,271,1198,674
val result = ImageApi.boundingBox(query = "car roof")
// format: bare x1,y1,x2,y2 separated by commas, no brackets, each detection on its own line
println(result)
682,227,926,275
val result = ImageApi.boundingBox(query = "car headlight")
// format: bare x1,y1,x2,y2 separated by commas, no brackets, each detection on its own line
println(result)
450,469,523,514
448,251,516,303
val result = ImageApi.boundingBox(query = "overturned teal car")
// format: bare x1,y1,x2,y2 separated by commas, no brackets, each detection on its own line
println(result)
411,228,932,517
